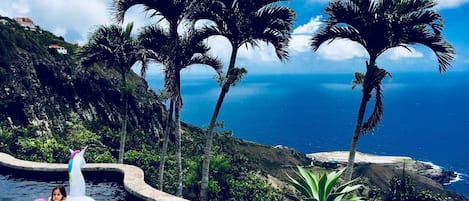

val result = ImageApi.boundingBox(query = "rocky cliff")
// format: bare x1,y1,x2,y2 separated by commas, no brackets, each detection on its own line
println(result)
0,20,166,137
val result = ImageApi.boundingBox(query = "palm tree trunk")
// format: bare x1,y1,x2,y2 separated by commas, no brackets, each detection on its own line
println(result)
118,73,128,164
158,100,174,191
175,101,183,197
200,84,229,201
344,93,368,181
345,60,375,181
200,48,238,201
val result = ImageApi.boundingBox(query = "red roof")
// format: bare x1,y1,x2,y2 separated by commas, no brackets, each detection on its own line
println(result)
48,44,63,49
15,17,34,26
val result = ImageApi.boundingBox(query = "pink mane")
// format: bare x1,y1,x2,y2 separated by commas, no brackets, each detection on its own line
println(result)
69,150,81,160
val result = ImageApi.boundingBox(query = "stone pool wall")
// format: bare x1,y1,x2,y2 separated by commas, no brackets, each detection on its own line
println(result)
0,152,188,201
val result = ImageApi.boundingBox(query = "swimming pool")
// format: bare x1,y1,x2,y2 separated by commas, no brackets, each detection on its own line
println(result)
0,165,140,201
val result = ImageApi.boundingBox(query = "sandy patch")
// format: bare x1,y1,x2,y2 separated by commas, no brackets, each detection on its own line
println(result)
307,151,413,164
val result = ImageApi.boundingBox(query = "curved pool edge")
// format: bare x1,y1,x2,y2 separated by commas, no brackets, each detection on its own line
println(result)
0,152,188,201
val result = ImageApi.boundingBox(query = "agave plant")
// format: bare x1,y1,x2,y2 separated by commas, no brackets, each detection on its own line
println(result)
288,166,363,201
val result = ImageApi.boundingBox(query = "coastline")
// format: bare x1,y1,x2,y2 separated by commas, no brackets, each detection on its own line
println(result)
306,151,461,185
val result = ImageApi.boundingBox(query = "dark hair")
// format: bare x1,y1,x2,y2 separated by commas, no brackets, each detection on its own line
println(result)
51,185,67,199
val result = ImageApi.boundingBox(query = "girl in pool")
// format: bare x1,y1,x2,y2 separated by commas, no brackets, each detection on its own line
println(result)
48,185,67,201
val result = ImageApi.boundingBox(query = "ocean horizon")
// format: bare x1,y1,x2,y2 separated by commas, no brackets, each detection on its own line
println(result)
147,71,469,198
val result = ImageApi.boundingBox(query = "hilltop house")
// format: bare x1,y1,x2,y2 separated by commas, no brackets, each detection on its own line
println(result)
48,44,68,54
0,19,8,25
15,17,38,31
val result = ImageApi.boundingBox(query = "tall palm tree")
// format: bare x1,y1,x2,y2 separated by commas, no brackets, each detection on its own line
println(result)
139,24,222,196
81,22,146,164
190,0,295,200
311,0,454,181
112,0,193,196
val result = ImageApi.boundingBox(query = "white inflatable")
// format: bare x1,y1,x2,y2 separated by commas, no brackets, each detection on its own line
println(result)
67,145,95,201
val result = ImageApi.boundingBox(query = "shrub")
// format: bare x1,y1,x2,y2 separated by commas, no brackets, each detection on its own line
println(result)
288,166,363,201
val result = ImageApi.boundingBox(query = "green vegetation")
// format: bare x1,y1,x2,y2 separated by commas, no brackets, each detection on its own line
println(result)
0,114,114,163
0,118,288,201
288,166,363,201
385,170,452,201
81,22,147,164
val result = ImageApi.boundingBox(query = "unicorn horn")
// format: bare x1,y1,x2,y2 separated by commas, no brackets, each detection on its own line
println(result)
82,145,89,153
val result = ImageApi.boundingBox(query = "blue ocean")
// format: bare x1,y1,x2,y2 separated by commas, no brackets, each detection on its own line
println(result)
147,72,469,198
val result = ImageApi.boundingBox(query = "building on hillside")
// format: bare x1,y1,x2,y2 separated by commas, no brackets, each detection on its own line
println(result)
0,18,8,25
48,44,68,54
15,16,38,31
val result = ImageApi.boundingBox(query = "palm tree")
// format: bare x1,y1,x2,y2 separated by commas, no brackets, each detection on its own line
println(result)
190,0,295,200
112,0,194,196
311,0,454,181
81,22,146,164
139,24,222,196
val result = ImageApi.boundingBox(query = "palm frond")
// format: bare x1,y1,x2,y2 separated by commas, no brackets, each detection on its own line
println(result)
81,23,143,75
139,25,172,63
189,55,224,76
311,25,362,52
112,0,149,22
204,0,293,63
226,67,248,87
255,5,295,61
361,67,390,134
112,0,188,26
316,0,454,70
407,30,454,73
351,72,365,90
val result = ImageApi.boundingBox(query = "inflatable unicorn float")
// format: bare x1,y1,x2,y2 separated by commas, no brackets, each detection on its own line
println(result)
67,145,95,201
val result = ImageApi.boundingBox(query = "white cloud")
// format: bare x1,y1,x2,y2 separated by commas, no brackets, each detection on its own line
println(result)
11,2,30,14
290,16,323,54
205,35,283,67
238,43,280,62
435,0,469,9
290,35,311,53
316,39,368,60
293,16,322,34
121,5,161,34
314,41,424,62
0,0,155,44
382,46,424,60
194,19,217,29
0,0,111,43
290,16,376,62
206,36,232,65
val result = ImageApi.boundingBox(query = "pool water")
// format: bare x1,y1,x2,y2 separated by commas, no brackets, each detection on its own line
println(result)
0,174,130,201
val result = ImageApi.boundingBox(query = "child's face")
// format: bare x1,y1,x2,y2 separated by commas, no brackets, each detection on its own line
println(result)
52,189,63,201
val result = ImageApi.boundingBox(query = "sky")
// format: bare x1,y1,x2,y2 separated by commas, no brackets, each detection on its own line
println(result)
1,0,469,77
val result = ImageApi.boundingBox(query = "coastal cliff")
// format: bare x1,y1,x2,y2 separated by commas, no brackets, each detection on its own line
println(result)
0,17,166,136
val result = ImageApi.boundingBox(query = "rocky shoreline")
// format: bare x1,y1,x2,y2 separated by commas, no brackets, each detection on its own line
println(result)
307,151,460,186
